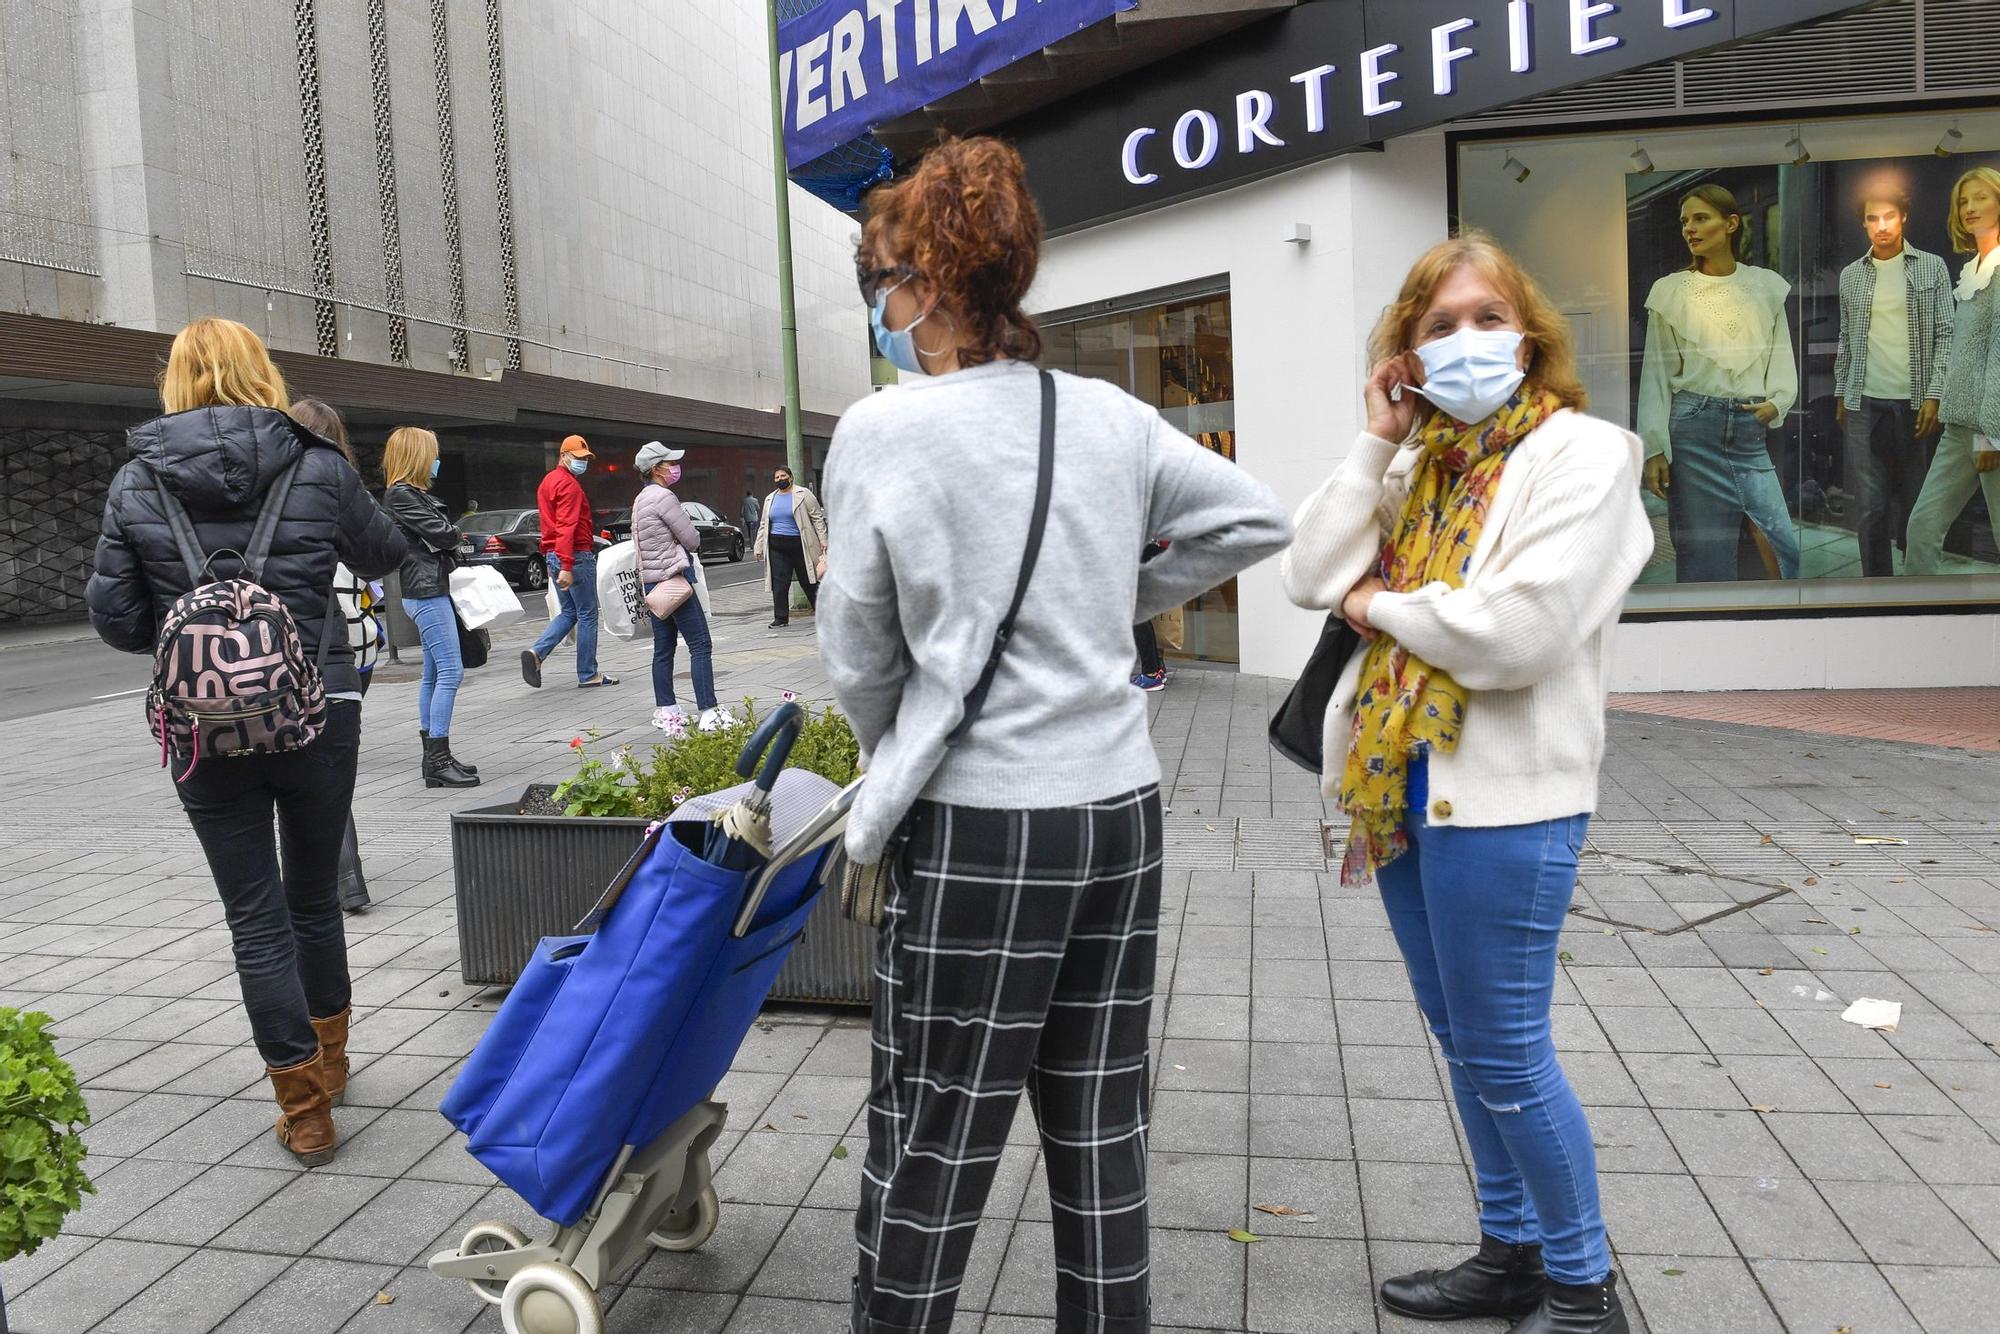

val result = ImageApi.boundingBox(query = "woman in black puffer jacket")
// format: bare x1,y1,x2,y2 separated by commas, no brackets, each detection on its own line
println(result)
382,426,479,788
88,317,405,1167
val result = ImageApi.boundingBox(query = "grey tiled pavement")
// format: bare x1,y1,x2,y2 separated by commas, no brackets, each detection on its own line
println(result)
4,578,1999,1331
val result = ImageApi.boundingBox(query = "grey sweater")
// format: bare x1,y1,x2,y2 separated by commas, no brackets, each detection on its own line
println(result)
1941,260,2000,437
818,359,1291,863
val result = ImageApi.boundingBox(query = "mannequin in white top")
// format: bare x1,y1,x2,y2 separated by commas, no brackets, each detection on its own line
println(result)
1636,184,1801,582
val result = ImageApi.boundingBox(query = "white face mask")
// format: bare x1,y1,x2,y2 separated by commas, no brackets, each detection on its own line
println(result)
1414,328,1526,425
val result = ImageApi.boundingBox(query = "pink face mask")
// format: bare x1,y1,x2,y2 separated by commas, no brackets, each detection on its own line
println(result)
659,463,682,486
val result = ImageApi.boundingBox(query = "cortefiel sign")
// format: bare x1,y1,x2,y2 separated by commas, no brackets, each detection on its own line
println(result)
779,0,1137,168
998,0,1874,233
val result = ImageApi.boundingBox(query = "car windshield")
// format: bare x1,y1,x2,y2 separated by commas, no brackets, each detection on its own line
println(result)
460,511,528,534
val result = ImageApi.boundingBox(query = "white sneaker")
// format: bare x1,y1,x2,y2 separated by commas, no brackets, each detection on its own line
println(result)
652,705,687,732
696,707,732,733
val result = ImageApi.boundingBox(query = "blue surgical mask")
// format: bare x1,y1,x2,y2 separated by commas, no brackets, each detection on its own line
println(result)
1414,328,1526,425
870,282,930,375
565,456,588,476
429,458,441,481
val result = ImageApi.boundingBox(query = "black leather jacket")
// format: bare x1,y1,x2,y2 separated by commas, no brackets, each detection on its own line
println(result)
88,405,407,696
385,483,461,600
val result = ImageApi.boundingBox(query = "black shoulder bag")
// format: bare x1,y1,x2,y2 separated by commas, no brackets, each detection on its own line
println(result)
838,368,1057,925
1268,612,1364,773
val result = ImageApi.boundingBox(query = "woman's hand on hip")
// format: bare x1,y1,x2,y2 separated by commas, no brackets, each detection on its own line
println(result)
1364,352,1426,444
1342,574,1385,639
1643,455,1671,500
1977,449,2000,474
1741,399,1781,427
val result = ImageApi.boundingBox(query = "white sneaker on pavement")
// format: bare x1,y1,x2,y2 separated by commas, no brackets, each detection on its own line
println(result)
697,707,731,733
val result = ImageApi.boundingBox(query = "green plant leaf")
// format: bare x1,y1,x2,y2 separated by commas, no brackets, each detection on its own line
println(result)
0,1006,94,1264
1227,1228,1262,1244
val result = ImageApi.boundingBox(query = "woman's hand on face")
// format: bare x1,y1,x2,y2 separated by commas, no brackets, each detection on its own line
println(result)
1342,574,1385,639
1364,352,1427,444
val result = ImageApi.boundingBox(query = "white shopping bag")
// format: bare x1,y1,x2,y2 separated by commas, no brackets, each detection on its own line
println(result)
448,566,525,631
545,580,561,620
596,539,643,640
689,552,711,615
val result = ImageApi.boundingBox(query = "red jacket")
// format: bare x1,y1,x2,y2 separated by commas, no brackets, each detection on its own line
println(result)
537,467,595,571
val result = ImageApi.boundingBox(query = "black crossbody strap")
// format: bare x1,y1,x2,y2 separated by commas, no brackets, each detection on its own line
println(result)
949,367,1056,746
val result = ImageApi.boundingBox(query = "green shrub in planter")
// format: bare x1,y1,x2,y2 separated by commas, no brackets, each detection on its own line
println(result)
555,697,859,821
0,1007,94,1302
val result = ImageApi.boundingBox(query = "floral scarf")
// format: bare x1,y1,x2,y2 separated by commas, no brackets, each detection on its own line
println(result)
1337,392,1557,884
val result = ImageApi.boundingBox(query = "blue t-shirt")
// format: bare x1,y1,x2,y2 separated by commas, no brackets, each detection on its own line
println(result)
770,490,799,537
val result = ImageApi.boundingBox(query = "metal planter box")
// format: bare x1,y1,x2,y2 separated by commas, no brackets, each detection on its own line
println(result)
449,788,874,1005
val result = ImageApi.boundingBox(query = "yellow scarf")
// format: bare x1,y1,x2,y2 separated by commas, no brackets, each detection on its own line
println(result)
1337,392,1557,884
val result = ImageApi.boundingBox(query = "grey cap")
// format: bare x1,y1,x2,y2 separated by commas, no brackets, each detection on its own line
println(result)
635,440,685,473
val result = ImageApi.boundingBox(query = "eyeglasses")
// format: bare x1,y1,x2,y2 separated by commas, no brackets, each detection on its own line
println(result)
856,264,914,307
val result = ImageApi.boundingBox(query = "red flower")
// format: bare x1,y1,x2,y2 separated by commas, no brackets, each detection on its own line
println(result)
569,736,584,750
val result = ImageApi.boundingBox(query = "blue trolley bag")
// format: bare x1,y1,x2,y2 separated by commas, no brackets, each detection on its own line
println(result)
439,713,842,1227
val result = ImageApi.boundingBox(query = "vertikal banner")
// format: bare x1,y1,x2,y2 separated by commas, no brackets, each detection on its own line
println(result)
778,0,1137,168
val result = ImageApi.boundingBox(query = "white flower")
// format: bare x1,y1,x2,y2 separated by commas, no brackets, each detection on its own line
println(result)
782,690,798,703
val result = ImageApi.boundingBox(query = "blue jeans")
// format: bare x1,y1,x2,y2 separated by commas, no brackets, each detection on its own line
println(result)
1376,756,1609,1286
1666,391,1801,582
646,572,717,710
405,595,463,738
531,550,600,682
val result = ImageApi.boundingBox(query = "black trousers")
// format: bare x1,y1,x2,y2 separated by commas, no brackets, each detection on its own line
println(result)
1132,620,1164,676
1843,397,1926,577
768,532,819,623
175,700,359,1068
853,789,1162,1334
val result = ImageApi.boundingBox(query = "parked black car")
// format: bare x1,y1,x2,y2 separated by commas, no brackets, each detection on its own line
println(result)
458,508,545,590
601,500,744,561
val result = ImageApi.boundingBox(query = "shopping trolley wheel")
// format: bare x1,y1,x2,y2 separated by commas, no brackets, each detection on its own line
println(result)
647,1183,720,1252
457,1221,529,1306
501,1261,603,1334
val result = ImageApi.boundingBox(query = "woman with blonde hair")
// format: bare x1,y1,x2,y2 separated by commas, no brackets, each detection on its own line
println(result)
1906,164,2000,572
1284,233,1653,1333
1636,183,1801,582
89,318,405,1166
383,426,479,787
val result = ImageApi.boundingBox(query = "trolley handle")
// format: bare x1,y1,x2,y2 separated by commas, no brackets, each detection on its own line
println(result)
736,702,804,793
732,775,865,938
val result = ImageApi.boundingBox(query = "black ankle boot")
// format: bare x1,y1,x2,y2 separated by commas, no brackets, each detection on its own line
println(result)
419,729,476,775
1381,1234,1546,1321
422,735,480,789
1507,1275,1628,1334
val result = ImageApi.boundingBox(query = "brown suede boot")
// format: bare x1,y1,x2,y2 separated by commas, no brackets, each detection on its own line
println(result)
310,1009,351,1107
267,1050,338,1166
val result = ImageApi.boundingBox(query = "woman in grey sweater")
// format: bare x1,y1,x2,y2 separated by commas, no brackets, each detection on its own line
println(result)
632,441,724,733
1906,165,2000,573
821,137,1289,1334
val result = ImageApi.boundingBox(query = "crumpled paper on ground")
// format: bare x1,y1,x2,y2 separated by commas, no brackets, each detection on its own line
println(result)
1840,997,1902,1032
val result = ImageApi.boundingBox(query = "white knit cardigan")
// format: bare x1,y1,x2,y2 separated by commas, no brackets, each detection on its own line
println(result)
1280,410,1655,830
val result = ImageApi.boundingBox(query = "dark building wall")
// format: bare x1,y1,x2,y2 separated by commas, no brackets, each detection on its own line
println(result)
1,401,148,625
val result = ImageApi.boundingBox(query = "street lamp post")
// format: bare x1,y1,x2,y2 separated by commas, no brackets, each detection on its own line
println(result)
763,0,810,611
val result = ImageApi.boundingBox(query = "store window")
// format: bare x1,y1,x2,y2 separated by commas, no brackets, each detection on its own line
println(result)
1456,108,2000,610
1042,290,1241,662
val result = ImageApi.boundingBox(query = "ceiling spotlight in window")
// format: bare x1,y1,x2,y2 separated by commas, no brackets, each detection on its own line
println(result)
1784,131,1810,166
1935,126,1964,158
1628,145,1656,176
1502,153,1531,183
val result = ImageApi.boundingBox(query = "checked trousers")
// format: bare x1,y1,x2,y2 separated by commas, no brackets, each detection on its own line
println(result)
852,788,1163,1334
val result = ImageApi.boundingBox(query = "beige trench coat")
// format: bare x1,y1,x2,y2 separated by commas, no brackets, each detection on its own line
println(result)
753,484,828,592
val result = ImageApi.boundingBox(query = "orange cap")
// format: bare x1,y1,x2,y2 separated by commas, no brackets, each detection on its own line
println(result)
560,434,593,458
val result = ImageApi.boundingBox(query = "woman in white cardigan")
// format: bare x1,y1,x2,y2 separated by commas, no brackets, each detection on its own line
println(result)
1284,233,1652,1334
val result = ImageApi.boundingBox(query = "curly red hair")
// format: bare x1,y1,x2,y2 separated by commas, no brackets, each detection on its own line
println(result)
860,136,1042,367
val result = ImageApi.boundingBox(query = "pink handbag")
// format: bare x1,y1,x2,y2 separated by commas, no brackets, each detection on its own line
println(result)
634,501,693,620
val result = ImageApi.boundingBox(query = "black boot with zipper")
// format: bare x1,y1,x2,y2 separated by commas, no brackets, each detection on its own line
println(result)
1505,1275,1629,1334
419,729,476,775
1381,1234,1547,1321
422,735,480,789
